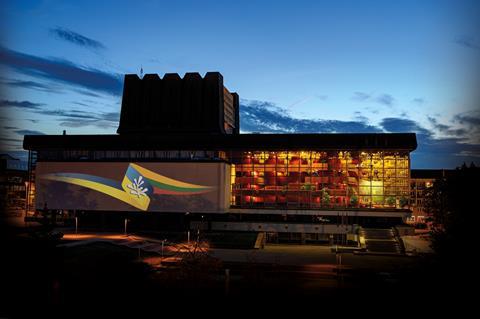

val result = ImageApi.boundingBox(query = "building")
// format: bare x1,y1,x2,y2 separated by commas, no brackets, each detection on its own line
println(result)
409,169,452,224
117,72,239,135
0,154,28,215
23,72,417,245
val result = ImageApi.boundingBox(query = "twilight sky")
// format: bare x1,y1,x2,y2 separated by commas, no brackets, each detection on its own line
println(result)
0,0,479,168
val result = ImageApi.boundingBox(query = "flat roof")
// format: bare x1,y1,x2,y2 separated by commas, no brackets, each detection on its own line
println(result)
24,133,417,151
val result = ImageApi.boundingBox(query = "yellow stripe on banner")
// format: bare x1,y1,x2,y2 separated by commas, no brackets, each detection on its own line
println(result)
130,163,211,190
41,175,150,211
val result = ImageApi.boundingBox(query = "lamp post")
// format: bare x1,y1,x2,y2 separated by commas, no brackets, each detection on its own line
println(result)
124,218,128,236
185,212,190,244
24,181,29,221
161,239,166,258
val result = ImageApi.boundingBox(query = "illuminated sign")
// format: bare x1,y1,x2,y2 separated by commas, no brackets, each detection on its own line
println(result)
39,163,214,211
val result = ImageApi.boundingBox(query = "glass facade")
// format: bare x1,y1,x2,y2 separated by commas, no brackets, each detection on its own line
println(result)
230,150,410,210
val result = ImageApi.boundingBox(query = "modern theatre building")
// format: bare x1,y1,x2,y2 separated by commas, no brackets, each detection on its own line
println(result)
23,72,417,244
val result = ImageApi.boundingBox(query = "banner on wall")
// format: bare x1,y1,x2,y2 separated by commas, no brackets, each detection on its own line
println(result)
35,162,229,212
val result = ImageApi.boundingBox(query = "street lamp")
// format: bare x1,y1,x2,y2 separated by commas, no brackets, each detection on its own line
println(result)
124,218,128,236
185,212,190,244
161,239,166,258
24,181,29,219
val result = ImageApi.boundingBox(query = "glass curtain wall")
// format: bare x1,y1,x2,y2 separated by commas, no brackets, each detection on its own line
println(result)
230,150,409,209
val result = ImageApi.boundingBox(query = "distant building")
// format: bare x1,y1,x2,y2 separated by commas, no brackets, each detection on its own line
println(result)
409,169,453,223
23,72,418,245
0,154,28,215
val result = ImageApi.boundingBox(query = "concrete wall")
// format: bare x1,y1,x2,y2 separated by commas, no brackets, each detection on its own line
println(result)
203,221,357,234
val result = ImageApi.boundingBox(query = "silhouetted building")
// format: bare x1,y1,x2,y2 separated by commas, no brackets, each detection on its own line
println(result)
0,154,28,215
117,72,239,135
23,72,417,245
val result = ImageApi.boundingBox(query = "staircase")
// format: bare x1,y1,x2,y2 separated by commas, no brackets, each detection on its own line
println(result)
359,228,403,254
254,232,266,249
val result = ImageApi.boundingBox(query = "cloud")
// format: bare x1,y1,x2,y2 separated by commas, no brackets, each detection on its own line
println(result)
36,109,99,119
240,99,382,133
14,129,45,136
427,116,467,137
73,89,103,98
0,77,60,93
453,111,480,144
376,94,394,107
0,46,122,95
50,27,105,50
0,99,44,109
353,111,369,123
379,117,431,135
241,99,480,168
454,36,480,50
352,92,371,101
412,98,425,104
34,108,120,129
0,137,22,143
352,92,395,107
380,117,479,168
454,111,480,127
71,101,89,107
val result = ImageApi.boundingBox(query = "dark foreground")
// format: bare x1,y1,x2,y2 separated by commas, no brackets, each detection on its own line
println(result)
0,221,474,317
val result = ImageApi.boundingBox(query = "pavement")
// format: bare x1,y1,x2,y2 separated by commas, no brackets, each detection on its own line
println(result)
56,231,419,274
402,235,433,254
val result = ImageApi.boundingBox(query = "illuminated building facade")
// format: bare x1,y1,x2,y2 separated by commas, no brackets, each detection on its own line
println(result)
230,150,410,210
23,72,417,244
409,169,453,224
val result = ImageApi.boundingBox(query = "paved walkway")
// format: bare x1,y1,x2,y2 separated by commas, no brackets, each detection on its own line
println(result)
58,231,419,272
402,235,433,254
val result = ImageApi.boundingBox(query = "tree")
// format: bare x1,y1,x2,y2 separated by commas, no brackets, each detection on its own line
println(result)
424,165,479,257
321,188,330,207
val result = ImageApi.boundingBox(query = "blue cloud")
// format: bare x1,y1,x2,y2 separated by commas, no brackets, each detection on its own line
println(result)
352,92,395,107
240,100,383,133
427,116,467,137
379,117,431,135
0,46,122,95
0,99,44,109
241,100,480,168
454,36,480,50
376,94,394,106
0,77,59,93
50,27,105,50
454,112,480,127
352,92,371,101
379,117,479,168
33,108,120,129
15,129,45,136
